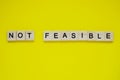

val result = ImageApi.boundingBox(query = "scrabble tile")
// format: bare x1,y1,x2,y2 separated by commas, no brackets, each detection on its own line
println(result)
78,31,88,41
104,32,113,41
95,32,105,41
25,31,34,41
69,31,79,41
44,31,53,41
8,31,16,41
17,31,25,41
87,32,97,41
60,31,71,41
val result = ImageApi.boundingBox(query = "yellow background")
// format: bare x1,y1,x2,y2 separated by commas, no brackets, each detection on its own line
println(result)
0,0,120,80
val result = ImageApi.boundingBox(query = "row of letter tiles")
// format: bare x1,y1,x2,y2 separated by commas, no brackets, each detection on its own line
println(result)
8,31,34,41
44,31,113,41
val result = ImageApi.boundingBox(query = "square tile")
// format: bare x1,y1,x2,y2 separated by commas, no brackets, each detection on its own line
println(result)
26,31,34,41
8,31,16,41
17,31,25,41
78,31,88,41
96,32,105,41
104,32,113,41
87,32,97,41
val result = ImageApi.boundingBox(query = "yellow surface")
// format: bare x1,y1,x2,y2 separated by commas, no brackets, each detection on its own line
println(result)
0,0,120,80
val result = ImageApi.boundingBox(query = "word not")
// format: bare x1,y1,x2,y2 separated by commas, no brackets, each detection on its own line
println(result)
8,31,34,41
44,31,113,41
